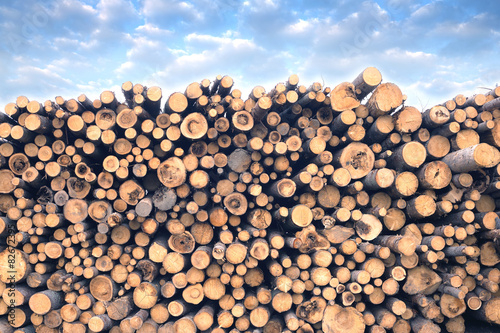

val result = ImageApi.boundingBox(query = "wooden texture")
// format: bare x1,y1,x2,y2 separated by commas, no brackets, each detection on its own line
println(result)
1,68,500,332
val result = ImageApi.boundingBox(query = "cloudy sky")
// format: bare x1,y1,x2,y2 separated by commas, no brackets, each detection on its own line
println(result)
0,0,499,110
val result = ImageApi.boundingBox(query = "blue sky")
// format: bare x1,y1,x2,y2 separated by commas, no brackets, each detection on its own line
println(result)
0,0,499,110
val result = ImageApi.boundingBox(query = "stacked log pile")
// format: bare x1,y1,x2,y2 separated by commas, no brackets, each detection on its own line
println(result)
1,68,500,333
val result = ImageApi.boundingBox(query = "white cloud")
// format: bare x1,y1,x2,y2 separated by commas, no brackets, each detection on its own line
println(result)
141,0,203,24
0,0,499,114
136,23,173,37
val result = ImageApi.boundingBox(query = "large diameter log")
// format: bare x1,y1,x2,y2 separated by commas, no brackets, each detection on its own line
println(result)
227,148,252,174
393,106,422,134
296,225,330,253
330,82,360,112
180,112,208,139
355,214,382,241
322,226,355,244
90,275,118,302
0,169,16,194
479,297,500,325
403,266,442,295
375,235,416,256
133,281,160,309
168,231,196,253
481,96,500,112
28,290,63,315
333,142,374,179
165,92,188,113
441,143,500,172
322,304,365,333
440,294,466,319
366,83,403,118
391,171,418,197
157,157,187,188
417,161,452,190
411,316,441,333
269,178,296,198
0,248,31,283
118,180,145,205
223,192,248,216
296,296,327,324
152,187,177,211
64,199,88,223
106,295,134,320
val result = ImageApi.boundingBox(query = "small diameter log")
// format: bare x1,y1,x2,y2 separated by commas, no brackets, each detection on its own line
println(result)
366,115,394,143
362,168,395,190
252,96,272,122
376,235,417,256
388,142,427,170
352,67,382,100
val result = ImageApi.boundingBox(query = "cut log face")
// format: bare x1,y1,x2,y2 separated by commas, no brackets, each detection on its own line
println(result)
157,157,187,188
330,82,361,112
296,296,327,324
393,106,422,134
480,297,500,325
322,304,365,333
180,112,208,139
322,226,355,244
0,248,30,283
334,142,375,179
367,83,403,117
441,143,500,173
352,67,382,100
63,199,88,223
417,161,452,189
4,70,500,333
355,214,382,241
403,266,442,295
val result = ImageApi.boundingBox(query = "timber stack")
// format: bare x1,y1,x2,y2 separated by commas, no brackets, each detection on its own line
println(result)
1,68,500,333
